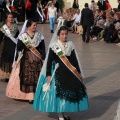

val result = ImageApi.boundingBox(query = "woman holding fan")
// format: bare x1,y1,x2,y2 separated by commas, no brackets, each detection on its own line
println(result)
33,25,88,120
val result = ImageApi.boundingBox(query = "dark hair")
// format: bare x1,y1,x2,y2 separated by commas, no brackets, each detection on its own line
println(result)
113,8,118,13
84,3,88,8
57,26,68,36
106,0,109,3
74,0,78,3
50,2,55,6
102,15,106,20
26,19,37,28
4,12,13,23
96,9,101,13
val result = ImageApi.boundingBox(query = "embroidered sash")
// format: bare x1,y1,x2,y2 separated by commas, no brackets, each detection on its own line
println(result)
37,7,44,21
21,33,42,60
11,0,14,7
6,3,11,12
38,2,46,18
3,24,17,44
54,43,86,89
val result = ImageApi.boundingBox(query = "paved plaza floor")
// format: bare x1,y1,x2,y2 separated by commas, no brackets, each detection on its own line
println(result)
0,24,120,120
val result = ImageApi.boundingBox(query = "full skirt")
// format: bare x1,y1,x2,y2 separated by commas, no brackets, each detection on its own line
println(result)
33,64,89,112
6,62,34,100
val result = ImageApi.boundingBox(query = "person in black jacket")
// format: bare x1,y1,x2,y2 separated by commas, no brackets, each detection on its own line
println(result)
10,0,19,24
80,3,94,43
0,0,7,22
72,0,79,9
97,0,106,10
30,0,38,18
118,0,120,9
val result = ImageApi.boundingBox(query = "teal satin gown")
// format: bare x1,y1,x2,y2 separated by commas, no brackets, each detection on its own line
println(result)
33,62,89,112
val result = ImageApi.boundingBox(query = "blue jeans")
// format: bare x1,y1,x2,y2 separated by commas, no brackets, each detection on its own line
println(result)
49,17,56,30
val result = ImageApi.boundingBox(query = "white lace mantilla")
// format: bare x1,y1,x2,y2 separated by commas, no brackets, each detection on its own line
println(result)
51,40,74,56
1,24,18,37
19,31,44,47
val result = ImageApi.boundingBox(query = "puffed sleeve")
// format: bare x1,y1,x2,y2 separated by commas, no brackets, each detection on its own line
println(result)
71,49,81,73
36,40,46,60
46,48,55,76
17,39,28,51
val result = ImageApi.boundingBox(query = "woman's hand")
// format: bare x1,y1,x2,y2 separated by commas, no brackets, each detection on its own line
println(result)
47,76,51,84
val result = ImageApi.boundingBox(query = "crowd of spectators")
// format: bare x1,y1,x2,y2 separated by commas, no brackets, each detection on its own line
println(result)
59,0,120,45
1,0,120,45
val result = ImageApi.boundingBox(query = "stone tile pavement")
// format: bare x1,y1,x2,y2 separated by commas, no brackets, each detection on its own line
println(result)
0,24,120,120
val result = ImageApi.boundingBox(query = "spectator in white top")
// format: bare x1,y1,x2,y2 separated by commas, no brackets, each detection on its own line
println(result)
47,2,57,33
72,9,81,34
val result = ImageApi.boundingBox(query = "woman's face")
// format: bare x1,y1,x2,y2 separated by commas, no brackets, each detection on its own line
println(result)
59,30,68,42
29,22,37,32
100,11,103,16
95,10,98,15
51,4,54,8
7,14,13,23
115,14,119,20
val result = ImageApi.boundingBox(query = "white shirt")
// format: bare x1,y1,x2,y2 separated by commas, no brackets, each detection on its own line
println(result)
73,13,81,23
48,7,57,18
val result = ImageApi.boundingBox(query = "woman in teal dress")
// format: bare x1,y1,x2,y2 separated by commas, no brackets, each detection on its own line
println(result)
33,25,89,120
